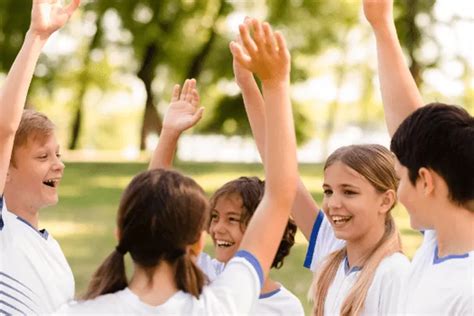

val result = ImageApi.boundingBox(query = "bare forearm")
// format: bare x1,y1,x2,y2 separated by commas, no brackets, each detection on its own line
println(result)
240,81,267,161
0,31,47,133
148,128,180,170
373,23,423,136
262,81,298,204
242,82,319,238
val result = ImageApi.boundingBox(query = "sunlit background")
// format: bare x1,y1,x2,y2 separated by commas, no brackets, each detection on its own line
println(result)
1,0,472,314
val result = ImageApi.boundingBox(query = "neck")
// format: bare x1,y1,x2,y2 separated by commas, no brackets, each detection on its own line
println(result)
346,220,386,268
261,277,280,296
433,202,474,256
3,192,39,228
128,261,179,306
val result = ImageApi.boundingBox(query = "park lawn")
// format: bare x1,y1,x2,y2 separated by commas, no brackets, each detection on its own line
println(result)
42,161,422,315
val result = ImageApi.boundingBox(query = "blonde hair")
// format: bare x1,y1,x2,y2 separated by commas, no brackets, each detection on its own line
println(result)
311,145,402,316
11,109,55,167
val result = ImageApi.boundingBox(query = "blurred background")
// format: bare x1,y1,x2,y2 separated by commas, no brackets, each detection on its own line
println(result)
1,0,472,314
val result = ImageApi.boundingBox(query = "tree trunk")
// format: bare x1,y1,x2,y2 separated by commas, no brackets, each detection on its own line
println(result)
68,14,103,150
137,43,162,150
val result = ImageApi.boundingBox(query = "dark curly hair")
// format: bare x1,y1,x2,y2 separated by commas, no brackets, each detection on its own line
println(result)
209,176,297,269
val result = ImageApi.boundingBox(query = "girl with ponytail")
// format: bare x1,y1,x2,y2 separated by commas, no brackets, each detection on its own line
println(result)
235,19,409,315
58,19,299,315
307,145,409,315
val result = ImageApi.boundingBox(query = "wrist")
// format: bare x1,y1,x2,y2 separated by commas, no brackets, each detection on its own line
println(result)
25,29,50,46
261,77,289,90
160,126,182,140
370,20,397,36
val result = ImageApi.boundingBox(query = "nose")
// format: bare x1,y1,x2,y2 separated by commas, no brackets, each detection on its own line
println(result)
326,193,342,210
52,155,65,172
211,218,226,235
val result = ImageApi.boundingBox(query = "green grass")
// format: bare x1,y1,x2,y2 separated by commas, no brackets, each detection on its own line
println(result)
43,161,422,315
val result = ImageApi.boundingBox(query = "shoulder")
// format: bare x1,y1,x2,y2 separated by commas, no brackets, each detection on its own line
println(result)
257,286,304,316
375,252,410,277
57,290,130,314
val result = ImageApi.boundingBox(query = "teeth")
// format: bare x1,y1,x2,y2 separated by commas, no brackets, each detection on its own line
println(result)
331,215,352,224
216,240,234,248
43,179,58,188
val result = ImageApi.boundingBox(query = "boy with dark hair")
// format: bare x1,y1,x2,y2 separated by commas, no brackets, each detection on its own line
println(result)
364,0,474,314
0,0,80,314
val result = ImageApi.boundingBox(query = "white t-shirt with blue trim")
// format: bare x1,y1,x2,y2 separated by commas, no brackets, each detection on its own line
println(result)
400,229,474,315
0,197,74,314
304,211,410,315
198,252,304,316
57,250,262,315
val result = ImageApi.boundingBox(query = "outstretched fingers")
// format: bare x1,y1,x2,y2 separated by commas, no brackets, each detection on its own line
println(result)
229,41,252,70
171,84,180,102
275,31,289,60
65,0,81,17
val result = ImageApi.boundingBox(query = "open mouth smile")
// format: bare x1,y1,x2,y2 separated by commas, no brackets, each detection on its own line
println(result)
215,239,235,248
43,178,60,188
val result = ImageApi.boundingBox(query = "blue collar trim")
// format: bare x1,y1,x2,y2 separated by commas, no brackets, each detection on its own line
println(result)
344,256,362,275
433,246,469,264
16,216,49,240
259,287,281,299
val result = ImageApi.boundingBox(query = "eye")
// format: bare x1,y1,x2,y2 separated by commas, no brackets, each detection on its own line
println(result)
323,189,333,196
56,153,62,159
210,213,218,222
37,154,48,160
229,217,240,223
344,190,358,196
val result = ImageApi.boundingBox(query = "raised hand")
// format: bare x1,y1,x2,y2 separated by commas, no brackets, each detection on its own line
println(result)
232,34,256,89
30,0,81,39
363,0,394,29
162,79,204,134
230,18,290,87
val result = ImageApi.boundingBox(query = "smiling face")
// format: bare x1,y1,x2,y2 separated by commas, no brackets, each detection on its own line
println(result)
208,193,246,263
322,161,388,244
6,132,65,214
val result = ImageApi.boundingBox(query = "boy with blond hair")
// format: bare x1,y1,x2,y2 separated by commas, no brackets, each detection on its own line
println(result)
0,0,80,313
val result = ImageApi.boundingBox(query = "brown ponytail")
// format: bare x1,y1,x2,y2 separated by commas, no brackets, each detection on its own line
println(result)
83,169,209,299
83,250,127,299
175,252,207,297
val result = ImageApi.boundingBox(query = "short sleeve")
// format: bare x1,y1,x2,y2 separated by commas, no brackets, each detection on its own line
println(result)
209,250,262,315
303,211,345,271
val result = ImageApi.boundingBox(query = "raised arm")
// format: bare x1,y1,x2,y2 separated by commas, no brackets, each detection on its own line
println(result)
363,0,423,136
0,0,80,194
233,25,319,241
148,79,203,170
231,19,298,277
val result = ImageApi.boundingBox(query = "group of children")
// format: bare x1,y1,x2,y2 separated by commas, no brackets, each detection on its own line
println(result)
0,0,472,315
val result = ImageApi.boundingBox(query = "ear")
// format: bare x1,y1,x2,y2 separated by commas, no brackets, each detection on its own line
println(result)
379,189,396,214
188,231,207,257
418,167,435,196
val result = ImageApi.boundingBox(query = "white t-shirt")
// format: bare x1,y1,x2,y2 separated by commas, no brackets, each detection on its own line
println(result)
198,252,304,316
57,250,262,315
305,211,410,315
400,229,474,315
0,196,74,314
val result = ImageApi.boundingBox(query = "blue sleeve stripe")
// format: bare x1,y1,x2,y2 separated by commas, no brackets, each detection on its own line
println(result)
0,300,27,316
235,250,264,289
0,196,4,231
0,291,35,313
304,211,324,269
0,282,33,302
0,273,35,294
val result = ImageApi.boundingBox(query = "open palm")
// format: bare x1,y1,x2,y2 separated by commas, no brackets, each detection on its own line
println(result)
163,79,204,133
30,0,80,37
